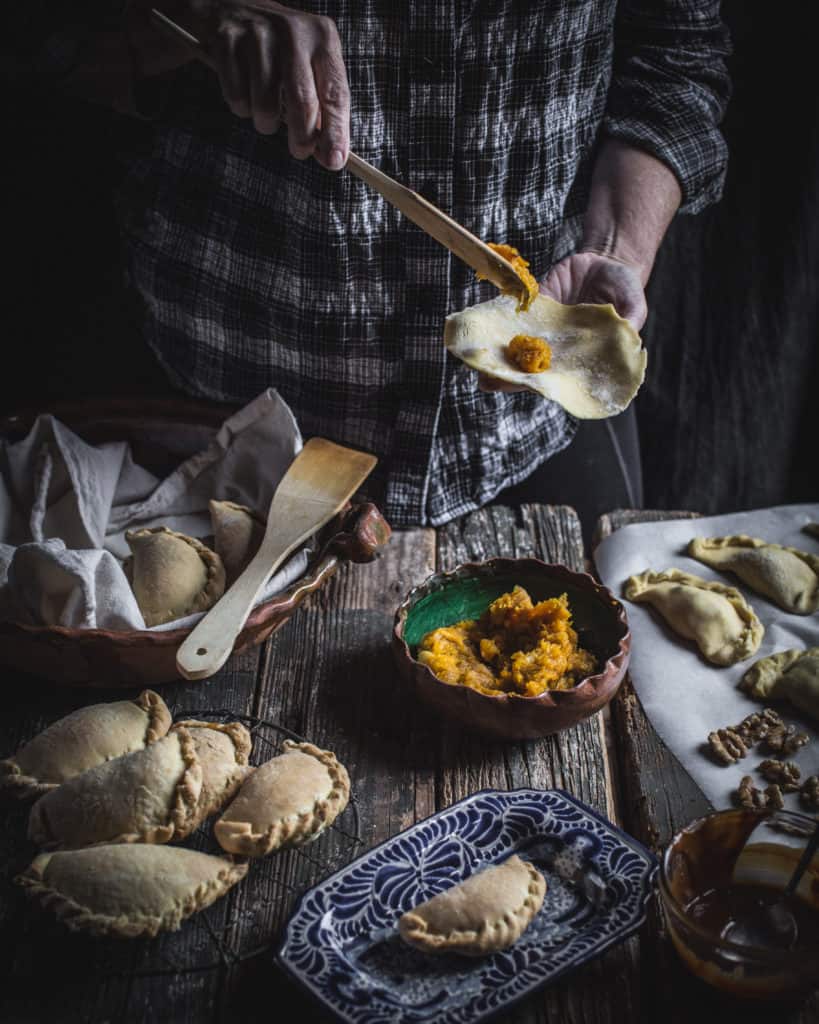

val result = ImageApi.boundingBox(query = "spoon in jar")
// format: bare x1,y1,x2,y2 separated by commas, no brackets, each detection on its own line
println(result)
723,821,819,950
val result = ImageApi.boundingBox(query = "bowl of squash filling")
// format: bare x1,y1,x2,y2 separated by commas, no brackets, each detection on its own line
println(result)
392,558,631,739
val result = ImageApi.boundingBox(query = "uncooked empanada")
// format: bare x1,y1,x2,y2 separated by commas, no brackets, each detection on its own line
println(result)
28,720,251,850
687,535,819,615
444,293,646,418
125,526,226,627
741,648,819,721
0,690,171,801
214,740,349,857
16,844,247,937
624,568,764,666
802,523,819,540
398,855,546,956
209,500,265,583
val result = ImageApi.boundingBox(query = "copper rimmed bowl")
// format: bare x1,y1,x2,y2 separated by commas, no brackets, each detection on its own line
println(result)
0,399,391,687
392,558,630,739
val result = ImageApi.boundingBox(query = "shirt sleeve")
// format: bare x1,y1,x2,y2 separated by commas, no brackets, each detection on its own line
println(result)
603,0,732,214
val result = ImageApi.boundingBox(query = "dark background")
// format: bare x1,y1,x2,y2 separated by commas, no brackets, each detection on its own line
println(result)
2,2,816,516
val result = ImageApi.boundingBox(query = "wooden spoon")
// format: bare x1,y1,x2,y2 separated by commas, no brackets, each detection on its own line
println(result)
149,8,531,300
176,437,377,680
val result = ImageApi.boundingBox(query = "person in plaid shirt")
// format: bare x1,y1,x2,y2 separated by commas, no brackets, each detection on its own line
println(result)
17,1,731,536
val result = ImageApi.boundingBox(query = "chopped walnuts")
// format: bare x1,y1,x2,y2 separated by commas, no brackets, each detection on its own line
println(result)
764,722,809,757
708,727,748,765
734,709,783,745
735,775,785,811
757,759,801,792
801,775,819,810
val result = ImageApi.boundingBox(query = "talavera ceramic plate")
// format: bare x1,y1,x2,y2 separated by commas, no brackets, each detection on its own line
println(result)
277,789,657,1023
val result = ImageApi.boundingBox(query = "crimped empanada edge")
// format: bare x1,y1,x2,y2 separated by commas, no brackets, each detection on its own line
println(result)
214,741,351,857
398,858,546,955
136,689,173,746
15,851,248,938
740,647,819,698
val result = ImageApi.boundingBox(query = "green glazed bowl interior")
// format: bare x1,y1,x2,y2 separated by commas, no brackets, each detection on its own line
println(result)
402,564,624,669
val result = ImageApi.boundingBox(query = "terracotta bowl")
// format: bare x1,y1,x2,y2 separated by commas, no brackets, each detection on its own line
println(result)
0,399,391,687
392,558,630,739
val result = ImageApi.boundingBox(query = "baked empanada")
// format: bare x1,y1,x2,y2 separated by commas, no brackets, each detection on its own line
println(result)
741,648,819,722
624,568,764,666
0,690,171,801
687,535,819,615
16,844,247,938
398,855,546,956
802,523,819,540
214,740,349,857
209,500,265,583
125,526,226,627
444,293,646,418
28,720,251,850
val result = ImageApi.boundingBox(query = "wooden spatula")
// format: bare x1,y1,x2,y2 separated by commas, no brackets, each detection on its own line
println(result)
176,437,377,680
149,8,531,301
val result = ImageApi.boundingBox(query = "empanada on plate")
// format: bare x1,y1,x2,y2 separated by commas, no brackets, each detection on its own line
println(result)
16,844,247,938
0,690,171,801
214,740,350,857
28,720,251,850
125,526,226,627
741,647,819,722
398,854,546,956
209,500,265,584
687,535,819,615
444,293,646,419
624,568,764,666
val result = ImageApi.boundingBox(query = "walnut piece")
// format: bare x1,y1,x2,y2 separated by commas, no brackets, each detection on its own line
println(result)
800,776,819,810
735,775,785,811
757,759,801,792
708,728,748,765
734,709,783,744
764,723,810,757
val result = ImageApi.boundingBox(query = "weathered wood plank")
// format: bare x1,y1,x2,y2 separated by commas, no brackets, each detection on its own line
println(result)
435,505,638,1024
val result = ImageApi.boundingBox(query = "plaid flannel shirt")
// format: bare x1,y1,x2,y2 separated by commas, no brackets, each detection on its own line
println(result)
113,1,729,526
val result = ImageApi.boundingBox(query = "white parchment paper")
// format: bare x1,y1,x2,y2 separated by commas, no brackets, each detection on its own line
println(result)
594,503,819,810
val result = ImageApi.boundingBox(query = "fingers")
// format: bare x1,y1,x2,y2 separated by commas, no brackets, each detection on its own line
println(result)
281,38,321,159
247,19,281,134
213,18,251,119
311,19,350,169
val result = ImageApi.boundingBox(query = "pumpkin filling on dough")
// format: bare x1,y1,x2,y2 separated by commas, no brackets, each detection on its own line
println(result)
417,586,596,697
477,243,539,312
507,334,551,373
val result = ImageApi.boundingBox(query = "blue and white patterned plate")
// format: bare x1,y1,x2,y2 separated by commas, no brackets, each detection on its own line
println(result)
277,789,657,1023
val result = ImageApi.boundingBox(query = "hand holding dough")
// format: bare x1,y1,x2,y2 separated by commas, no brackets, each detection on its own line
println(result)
445,293,646,418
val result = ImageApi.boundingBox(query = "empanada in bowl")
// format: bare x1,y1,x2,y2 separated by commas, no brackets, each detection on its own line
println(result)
209,500,265,583
398,855,546,956
687,535,819,615
624,568,764,666
16,844,247,937
28,720,251,850
0,690,171,801
214,740,349,857
125,526,226,627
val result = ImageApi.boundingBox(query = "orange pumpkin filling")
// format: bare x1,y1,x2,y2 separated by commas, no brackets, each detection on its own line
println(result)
477,243,539,312
507,334,551,373
417,586,596,697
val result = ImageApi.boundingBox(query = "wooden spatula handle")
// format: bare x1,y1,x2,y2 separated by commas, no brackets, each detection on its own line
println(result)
176,551,277,680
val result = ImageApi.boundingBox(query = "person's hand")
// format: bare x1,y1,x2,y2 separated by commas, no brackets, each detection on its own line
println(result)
170,1,351,169
478,251,647,393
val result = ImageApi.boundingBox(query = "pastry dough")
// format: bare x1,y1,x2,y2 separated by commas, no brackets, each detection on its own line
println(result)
444,293,646,419
125,526,226,627
803,523,819,540
214,740,349,857
398,855,546,956
741,648,819,722
16,844,247,938
624,569,764,666
687,535,819,615
0,690,171,801
209,500,265,583
28,721,251,850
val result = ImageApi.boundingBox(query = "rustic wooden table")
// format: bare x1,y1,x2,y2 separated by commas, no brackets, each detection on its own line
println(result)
1,504,817,1023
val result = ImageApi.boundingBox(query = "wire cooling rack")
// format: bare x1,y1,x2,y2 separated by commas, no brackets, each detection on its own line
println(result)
10,711,363,979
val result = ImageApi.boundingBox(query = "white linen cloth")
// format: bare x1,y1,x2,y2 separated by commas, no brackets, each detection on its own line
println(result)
594,503,819,810
0,389,308,631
